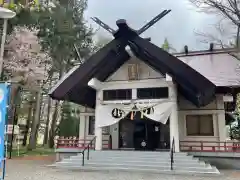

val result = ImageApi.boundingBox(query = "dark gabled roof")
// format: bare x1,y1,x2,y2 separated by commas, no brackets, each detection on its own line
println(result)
128,36,216,106
49,21,226,108
49,39,130,107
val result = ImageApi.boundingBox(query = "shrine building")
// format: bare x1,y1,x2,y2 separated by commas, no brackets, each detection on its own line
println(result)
49,47,239,152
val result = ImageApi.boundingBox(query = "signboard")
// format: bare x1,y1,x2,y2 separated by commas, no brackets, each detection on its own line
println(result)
0,83,9,167
5,125,19,135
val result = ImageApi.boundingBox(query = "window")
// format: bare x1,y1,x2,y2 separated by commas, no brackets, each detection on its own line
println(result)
103,89,132,101
88,116,110,135
224,102,235,112
137,87,168,99
88,116,95,135
102,126,110,135
186,115,214,136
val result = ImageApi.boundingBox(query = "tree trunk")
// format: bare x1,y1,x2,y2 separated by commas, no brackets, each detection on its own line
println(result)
43,76,53,146
8,85,21,125
8,105,18,159
48,65,65,148
48,100,60,148
27,90,41,150
43,96,51,145
22,94,34,146
7,85,21,150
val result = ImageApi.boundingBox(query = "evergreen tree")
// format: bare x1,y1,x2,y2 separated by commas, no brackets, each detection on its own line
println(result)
161,38,176,53
229,123,240,140
57,102,79,137
161,38,170,52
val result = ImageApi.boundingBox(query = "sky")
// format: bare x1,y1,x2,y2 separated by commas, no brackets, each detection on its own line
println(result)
84,0,219,52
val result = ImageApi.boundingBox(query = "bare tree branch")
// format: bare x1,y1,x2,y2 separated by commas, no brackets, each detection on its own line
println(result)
190,0,240,60
190,0,240,26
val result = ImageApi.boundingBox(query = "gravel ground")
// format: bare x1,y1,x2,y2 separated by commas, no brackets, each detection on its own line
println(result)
3,159,240,180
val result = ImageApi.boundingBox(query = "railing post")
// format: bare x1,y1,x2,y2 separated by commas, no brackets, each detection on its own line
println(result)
81,136,96,166
188,146,192,151
82,152,85,166
87,144,90,160
224,142,226,151
233,142,236,152
200,141,203,151
170,137,175,170
212,146,215,152
94,137,96,150
66,137,69,147
77,138,79,148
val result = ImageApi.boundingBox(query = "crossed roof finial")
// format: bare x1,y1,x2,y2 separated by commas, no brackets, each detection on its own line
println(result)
91,9,171,40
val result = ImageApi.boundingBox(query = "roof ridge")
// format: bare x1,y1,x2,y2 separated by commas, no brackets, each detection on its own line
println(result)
174,48,238,57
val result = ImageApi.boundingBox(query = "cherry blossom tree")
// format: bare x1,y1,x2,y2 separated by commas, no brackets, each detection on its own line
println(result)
4,27,50,149
4,27,50,86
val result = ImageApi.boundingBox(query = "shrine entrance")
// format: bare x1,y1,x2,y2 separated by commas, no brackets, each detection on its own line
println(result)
119,111,170,151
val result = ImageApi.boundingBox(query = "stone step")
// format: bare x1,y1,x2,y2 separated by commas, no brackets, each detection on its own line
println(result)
56,161,208,169
68,153,194,159
50,164,220,175
85,150,187,153
70,155,195,161
63,157,205,164
61,159,206,166
72,152,193,157
78,151,188,156
52,150,220,175
55,161,212,170
77,155,191,159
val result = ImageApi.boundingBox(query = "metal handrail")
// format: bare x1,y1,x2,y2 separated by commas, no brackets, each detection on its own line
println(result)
170,137,175,170
81,136,96,166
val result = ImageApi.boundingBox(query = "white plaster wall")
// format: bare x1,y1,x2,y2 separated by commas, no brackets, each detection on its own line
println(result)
110,123,119,149
79,93,227,151
98,58,170,149
79,114,110,149
78,55,169,149
178,94,226,151
78,106,95,139
106,57,164,82
101,79,169,91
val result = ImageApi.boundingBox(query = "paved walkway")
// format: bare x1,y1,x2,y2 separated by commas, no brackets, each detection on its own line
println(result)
4,160,240,180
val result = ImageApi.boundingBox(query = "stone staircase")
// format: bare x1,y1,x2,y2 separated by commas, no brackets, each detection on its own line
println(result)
50,150,220,175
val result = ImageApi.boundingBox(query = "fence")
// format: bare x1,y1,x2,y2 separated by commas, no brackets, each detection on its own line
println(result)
180,140,240,152
56,136,110,149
